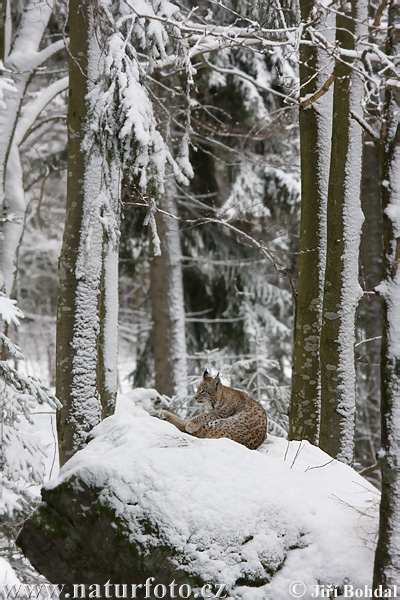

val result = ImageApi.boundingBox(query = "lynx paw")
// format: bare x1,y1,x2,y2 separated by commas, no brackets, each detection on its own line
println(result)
162,409,174,422
185,419,200,434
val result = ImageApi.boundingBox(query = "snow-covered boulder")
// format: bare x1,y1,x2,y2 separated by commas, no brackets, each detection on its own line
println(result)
18,410,379,598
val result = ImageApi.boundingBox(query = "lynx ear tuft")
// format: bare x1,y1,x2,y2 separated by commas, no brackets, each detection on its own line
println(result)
203,369,211,380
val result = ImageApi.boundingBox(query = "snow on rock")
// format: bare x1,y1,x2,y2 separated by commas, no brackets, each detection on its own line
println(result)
18,406,378,598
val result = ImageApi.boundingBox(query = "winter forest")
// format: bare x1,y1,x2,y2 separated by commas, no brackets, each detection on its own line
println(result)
1,0,400,597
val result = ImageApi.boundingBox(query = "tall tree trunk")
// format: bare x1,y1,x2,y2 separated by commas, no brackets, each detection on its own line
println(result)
357,142,382,472
150,191,188,397
373,0,400,587
319,0,367,464
57,0,120,465
289,1,333,444
56,0,91,465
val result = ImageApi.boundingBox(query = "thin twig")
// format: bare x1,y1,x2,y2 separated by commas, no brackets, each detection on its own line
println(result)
290,441,304,469
305,459,334,472
360,463,381,477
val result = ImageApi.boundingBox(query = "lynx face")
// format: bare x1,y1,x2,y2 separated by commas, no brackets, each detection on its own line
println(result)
195,370,222,410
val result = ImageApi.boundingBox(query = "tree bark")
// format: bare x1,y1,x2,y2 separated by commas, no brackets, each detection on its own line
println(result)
57,0,120,464
150,191,188,397
319,0,367,464
373,0,400,587
56,0,91,465
357,142,382,472
289,0,333,444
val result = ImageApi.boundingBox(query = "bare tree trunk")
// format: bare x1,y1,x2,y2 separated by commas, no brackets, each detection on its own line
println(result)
150,191,188,397
289,1,333,444
57,0,121,464
319,0,367,464
56,0,91,465
357,142,382,473
373,0,400,587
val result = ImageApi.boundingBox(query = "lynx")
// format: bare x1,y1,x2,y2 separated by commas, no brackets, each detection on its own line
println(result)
162,370,267,450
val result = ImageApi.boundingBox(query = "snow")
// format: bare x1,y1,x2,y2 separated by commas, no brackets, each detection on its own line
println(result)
0,295,23,326
0,74,17,110
47,406,379,597
2,143,25,296
14,77,69,146
0,558,22,587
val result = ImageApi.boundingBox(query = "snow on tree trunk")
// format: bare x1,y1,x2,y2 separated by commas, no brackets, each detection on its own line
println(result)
2,143,24,297
98,164,121,419
373,0,400,587
0,0,63,292
56,0,90,465
150,189,188,397
57,0,121,465
319,0,367,465
289,1,333,444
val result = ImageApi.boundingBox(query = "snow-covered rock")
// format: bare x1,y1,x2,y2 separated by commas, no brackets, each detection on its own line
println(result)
17,409,379,599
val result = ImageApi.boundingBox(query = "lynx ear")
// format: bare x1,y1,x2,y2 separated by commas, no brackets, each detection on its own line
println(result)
203,369,211,380
212,374,221,387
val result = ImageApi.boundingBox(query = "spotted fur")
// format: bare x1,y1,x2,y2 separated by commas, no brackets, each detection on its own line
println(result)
163,370,267,450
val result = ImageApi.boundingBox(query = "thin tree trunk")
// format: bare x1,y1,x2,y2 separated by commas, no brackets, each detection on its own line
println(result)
0,0,62,291
358,142,382,471
0,0,9,63
2,143,25,297
98,166,121,419
150,191,188,397
373,0,400,587
319,0,367,464
289,0,333,444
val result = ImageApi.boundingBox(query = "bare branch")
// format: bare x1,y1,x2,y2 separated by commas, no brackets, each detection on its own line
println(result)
300,71,335,108
350,110,380,141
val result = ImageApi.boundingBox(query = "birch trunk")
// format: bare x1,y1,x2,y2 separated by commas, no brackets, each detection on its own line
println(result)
289,0,333,444
373,0,400,586
319,0,367,464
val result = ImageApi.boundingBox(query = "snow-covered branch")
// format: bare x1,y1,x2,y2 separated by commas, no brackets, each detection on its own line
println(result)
15,76,68,146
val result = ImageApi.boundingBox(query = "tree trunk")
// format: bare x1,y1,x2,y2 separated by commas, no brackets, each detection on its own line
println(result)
57,0,120,464
373,0,400,587
319,0,367,464
0,0,62,292
98,166,121,419
289,0,333,444
56,0,91,465
150,191,188,397
357,141,382,473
